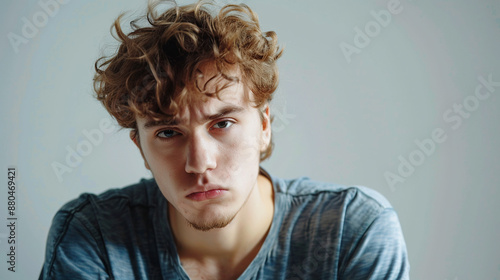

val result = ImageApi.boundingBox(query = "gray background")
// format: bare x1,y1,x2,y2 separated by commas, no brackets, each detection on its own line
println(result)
1,0,499,279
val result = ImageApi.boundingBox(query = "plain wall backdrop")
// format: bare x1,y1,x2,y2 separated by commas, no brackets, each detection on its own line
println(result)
1,0,499,279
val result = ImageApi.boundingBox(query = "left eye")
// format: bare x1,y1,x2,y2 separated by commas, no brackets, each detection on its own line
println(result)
213,120,233,129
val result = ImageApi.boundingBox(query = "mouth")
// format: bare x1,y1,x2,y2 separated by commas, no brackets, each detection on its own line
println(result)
186,185,227,201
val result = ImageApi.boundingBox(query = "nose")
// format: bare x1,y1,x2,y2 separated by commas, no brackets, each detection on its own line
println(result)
185,132,217,174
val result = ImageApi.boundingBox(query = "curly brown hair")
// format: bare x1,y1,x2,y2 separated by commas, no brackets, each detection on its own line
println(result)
93,0,282,161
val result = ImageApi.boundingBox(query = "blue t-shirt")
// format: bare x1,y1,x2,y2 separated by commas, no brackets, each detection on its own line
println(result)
39,168,410,279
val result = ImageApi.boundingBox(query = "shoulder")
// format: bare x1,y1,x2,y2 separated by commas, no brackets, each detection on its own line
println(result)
272,174,392,214
266,172,410,278
267,170,397,239
269,172,404,253
48,177,160,247
41,178,160,279
57,178,158,215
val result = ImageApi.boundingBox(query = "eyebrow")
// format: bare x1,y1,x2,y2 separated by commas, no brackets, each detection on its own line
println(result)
143,105,245,129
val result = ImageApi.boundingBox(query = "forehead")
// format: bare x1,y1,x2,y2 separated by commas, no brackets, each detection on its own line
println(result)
181,80,249,120
137,62,256,128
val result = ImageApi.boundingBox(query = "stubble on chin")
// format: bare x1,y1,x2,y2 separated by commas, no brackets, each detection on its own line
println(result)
187,212,237,232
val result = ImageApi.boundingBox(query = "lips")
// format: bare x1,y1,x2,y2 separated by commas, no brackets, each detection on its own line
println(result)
186,185,227,201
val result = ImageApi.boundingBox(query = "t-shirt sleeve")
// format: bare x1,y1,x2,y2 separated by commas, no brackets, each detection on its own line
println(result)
340,208,410,280
39,206,112,280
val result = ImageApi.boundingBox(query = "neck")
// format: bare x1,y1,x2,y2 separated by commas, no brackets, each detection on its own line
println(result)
168,173,274,274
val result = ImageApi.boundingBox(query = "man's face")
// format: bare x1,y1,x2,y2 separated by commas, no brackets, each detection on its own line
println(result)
132,63,271,231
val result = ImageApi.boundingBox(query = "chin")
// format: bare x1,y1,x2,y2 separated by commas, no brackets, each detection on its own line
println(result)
187,210,238,232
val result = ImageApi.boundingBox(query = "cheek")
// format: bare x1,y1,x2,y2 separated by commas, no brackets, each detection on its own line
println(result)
144,135,181,163
219,125,262,170
143,141,187,182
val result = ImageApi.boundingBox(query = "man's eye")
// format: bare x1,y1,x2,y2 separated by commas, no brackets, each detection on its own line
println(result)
157,130,180,138
213,120,233,129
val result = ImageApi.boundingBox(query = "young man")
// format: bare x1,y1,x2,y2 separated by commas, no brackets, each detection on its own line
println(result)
40,1,409,279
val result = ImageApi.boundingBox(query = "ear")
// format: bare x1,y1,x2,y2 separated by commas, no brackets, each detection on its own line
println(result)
130,130,150,170
260,104,272,152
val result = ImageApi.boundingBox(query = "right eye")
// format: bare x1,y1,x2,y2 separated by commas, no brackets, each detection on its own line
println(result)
157,129,180,139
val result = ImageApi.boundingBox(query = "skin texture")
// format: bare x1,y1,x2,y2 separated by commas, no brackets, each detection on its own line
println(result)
131,63,275,279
